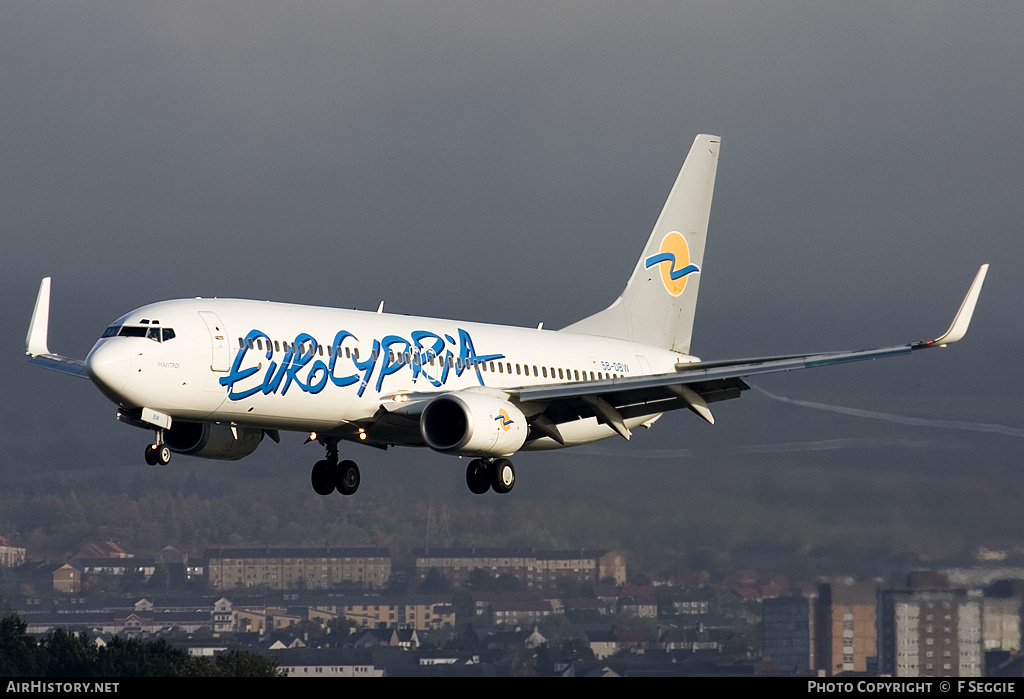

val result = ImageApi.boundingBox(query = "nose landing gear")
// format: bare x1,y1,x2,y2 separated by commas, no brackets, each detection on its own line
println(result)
144,430,171,466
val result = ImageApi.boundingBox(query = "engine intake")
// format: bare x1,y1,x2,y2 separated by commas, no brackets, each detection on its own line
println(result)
163,422,264,461
420,392,527,456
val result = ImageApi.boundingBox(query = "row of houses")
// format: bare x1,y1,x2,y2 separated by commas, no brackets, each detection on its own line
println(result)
5,543,627,594
206,546,626,592
12,594,459,635
10,582,693,639
413,548,626,590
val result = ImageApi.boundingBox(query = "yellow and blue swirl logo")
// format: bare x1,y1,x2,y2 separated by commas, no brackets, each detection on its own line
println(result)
644,231,699,297
495,409,513,431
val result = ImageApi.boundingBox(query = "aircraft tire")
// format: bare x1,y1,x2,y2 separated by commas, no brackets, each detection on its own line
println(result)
466,459,490,494
311,460,336,495
156,445,172,466
337,460,360,495
144,444,159,466
490,458,515,494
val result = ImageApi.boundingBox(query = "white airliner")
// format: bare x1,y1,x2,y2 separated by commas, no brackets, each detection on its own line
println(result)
26,135,989,496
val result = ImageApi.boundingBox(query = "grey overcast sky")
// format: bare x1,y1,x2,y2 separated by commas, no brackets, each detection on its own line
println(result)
2,2,1021,495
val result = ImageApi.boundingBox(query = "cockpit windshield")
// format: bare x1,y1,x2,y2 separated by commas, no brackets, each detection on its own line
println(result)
101,324,176,342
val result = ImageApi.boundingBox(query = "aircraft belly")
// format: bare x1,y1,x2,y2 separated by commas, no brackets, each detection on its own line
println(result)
211,389,373,433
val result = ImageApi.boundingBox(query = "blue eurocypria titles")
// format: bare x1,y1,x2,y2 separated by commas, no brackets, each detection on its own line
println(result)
220,327,504,401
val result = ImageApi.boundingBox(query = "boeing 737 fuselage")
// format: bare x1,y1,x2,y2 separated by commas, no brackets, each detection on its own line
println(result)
25,135,989,495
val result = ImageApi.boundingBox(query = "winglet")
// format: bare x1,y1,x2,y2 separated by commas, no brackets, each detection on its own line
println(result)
26,277,52,356
918,265,989,348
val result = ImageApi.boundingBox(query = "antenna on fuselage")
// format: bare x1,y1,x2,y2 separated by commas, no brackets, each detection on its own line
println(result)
376,301,384,314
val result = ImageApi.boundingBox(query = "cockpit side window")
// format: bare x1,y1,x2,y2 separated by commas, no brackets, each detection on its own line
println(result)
102,325,122,338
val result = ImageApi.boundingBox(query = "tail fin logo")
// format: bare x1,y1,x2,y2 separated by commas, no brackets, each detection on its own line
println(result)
644,231,699,297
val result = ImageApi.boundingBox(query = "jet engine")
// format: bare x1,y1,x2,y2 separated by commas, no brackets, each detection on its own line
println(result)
163,421,264,461
420,392,527,456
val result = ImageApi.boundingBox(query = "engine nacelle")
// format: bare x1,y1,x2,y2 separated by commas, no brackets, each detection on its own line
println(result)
163,421,264,461
420,392,528,456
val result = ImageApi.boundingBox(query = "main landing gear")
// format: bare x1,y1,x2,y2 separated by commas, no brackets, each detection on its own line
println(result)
144,430,171,466
466,458,515,495
310,438,360,496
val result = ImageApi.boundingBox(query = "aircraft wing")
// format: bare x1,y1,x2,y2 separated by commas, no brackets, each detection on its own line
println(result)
511,265,989,438
27,353,88,377
25,277,89,378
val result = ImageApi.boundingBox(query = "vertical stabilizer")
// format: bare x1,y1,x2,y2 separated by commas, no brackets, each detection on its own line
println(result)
562,134,720,354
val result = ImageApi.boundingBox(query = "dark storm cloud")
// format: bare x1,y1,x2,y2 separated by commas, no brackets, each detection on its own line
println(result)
2,2,1020,477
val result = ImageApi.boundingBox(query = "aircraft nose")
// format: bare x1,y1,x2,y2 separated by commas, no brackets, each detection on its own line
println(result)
86,339,130,394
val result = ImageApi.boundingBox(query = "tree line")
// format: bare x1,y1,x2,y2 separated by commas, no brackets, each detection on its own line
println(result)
0,615,282,677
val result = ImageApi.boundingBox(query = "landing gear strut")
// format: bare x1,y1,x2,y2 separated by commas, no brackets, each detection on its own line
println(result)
144,431,171,466
466,458,516,494
310,438,360,496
